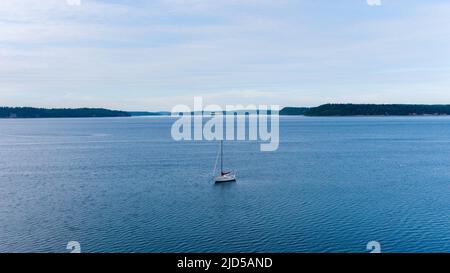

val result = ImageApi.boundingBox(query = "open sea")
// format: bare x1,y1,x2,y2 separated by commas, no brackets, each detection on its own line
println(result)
0,116,449,253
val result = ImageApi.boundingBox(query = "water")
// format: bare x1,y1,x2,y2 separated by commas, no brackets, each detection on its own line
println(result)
0,116,449,253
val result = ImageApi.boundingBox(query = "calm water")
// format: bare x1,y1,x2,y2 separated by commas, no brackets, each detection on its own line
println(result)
0,116,449,253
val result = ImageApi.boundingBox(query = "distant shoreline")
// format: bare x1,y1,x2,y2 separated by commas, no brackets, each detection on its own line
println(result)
2,104,450,118
281,104,450,116
0,107,131,119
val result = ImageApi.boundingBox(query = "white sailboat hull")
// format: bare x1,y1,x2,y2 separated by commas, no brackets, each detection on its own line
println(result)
214,173,236,183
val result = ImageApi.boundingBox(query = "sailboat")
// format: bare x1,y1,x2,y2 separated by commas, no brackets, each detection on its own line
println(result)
214,140,236,183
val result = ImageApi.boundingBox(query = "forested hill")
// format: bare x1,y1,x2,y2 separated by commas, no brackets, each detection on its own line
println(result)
279,107,311,115
283,104,450,116
0,107,130,118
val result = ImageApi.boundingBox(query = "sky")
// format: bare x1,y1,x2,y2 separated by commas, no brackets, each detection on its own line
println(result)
0,0,450,110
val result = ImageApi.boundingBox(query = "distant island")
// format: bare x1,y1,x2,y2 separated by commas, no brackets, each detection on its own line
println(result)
0,107,130,118
279,107,311,115
285,104,450,116
2,104,450,118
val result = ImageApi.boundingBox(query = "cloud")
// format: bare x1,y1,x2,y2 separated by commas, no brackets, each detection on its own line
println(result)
366,0,382,6
1,0,450,110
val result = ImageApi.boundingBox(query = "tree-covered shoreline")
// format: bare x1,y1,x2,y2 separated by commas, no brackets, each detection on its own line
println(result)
0,107,130,118
282,104,450,116
2,104,450,118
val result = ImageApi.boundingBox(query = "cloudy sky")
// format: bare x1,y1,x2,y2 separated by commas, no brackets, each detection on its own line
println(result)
1,0,450,110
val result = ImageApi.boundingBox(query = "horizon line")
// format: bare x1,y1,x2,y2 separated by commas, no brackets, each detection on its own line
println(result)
4,103,450,112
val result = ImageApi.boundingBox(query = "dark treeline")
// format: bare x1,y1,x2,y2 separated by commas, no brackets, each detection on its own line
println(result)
279,107,311,115
3,104,450,118
283,104,450,116
0,107,130,118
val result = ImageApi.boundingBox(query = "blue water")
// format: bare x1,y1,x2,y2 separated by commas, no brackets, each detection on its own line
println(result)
0,117,449,253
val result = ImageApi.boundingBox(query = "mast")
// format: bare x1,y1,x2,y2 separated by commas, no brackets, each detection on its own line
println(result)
220,140,223,175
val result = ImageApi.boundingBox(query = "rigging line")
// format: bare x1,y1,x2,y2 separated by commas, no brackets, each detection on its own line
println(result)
212,142,221,177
